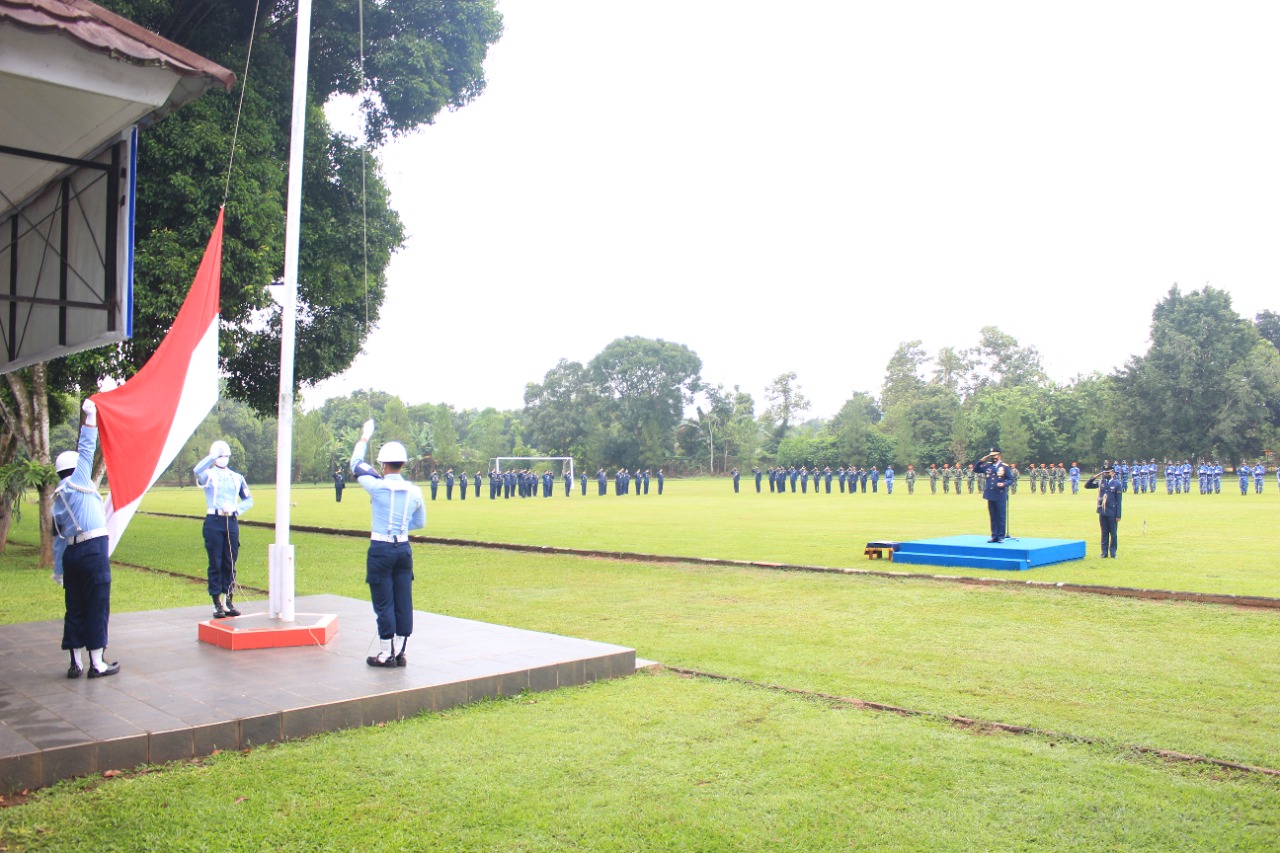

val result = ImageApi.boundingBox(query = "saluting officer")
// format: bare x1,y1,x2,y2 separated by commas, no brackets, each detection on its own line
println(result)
976,448,1013,543
195,438,253,619
351,420,426,668
1085,465,1123,558
52,400,118,679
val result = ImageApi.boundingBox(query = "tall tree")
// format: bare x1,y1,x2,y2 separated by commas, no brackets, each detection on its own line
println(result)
967,327,1047,390
588,338,702,468
1117,285,1280,460
761,371,810,452
524,360,603,458
880,342,927,411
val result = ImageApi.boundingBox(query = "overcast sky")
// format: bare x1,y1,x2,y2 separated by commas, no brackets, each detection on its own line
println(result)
310,1,1280,419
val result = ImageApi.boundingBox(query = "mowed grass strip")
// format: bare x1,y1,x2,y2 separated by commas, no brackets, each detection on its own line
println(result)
138,476,1280,597
7,506,1280,771
2,672,1279,852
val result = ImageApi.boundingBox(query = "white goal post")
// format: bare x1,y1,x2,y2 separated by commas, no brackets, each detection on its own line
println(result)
492,456,575,480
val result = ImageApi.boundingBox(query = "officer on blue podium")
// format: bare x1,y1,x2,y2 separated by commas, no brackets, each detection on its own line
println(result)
976,447,1013,543
351,419,426,668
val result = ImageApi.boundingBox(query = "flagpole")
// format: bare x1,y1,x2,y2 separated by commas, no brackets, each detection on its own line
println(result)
269,0,313,623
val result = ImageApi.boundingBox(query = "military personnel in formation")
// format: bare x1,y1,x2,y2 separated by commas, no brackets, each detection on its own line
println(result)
885,465,895,494
905,464,916,494
1254,462,1266,493
1056,463,1067,494
1238,463,1251,495
1213,462,1223,494
753,466,762,492
929,464,939,493
799,466,809,493
825,467,834,493
732,468,741,493
657,469,665,495
976,466,986,493
860,467,870,493
1070,462,1081,494
1009,464,1020,493
966,464,976,494
1039,463,1048,494
846,466,858,495
429,471,439,500
870,466,880,493
942,464,952,494
837,467,847,493
458,470,468,500
475,472,482,497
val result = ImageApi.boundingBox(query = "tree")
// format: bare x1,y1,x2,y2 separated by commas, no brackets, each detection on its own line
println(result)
588,337,702,468
880,342,927,411
830,391,882,465
1117,285,1280,460
762,371,810,452
967,327,1047,390
524,360,603,458
1256,310,1280,353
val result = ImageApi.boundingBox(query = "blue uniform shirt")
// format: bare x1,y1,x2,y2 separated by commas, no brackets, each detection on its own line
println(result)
195,454,253,515
52,425,107,577
351,442,426,537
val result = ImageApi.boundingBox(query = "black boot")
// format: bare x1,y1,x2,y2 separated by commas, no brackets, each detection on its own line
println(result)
224,594,241,617
212,595,227,619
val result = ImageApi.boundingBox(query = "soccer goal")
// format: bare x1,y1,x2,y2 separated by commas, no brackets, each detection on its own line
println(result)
492,456,575,480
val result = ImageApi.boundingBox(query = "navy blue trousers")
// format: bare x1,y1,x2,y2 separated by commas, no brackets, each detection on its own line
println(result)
366,541,414,639
987,499,1007,539
203,515,239,596
62,536,111,651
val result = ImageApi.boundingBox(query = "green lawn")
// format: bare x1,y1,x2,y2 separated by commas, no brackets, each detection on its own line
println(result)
140,475,1280,597
2,480,1278,850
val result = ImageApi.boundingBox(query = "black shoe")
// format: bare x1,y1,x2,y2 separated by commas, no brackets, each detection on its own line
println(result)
366,655,398,668
87,662,120,678
987,537,999,543
211,595,226,619
67,662,83,679
395,653,407,667
224,601,241,617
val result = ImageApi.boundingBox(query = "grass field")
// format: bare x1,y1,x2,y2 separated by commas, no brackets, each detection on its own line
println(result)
2,478,1278,850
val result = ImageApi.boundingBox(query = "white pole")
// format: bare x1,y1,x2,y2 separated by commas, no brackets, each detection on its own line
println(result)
269,0,313,623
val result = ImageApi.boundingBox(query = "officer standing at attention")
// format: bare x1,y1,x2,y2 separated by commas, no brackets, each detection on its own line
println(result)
195,438,253,619
929,464,938,494
333,469,345,502
351,420,426,668
1085,465,1123,558
429,471,439,501
732,468,741,493
1239,462,1251,495
884,465,894,494
458,469,468,500
657,469,665,495
905,465,916,494
1069,462,1080,494
52,400,118,678
1254,462,1266,494
976,448,1012,543
753,466,762,492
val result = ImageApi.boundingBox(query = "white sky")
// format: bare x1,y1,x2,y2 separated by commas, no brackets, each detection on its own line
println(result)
309,1,1280,419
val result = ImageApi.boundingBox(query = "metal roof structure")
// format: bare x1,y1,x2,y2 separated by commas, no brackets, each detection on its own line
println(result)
1,0,234,373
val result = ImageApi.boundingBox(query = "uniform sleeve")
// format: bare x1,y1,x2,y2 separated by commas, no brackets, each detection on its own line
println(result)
408,490,426,531
237,477,254,514
194,453,216,485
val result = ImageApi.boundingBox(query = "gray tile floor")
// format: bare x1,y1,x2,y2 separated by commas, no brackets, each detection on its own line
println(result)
0,594,637,793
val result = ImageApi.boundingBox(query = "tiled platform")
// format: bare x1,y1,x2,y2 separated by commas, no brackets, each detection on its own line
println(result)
892,535,1087,571
0,594,638,794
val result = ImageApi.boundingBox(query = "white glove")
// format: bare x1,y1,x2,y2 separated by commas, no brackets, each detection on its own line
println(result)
82,399,97,428
52,572,63,586
360,419,375,442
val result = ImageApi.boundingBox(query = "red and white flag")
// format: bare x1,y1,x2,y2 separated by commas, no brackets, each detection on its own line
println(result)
91,210,224,555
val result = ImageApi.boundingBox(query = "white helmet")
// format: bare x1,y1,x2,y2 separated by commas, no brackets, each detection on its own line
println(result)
376,441,408,464
210,440,231,458
56,450,79,474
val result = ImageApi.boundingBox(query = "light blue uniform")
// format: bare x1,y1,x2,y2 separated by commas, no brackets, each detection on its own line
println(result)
194,452,253,600
352,440,426,644
53,425,112,653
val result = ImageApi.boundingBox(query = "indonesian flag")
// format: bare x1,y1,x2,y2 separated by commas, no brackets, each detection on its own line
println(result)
91,210,224,554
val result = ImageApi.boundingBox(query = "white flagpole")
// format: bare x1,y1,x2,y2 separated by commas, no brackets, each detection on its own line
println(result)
269,0,313,622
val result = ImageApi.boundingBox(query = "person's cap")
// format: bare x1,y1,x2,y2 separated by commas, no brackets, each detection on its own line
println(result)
209,440,231,459
1101,464,1115,472
989,447,1001,454
55,450,78,475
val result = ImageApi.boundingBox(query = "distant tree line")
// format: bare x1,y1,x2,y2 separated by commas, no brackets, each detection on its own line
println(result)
37,285,1275,489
